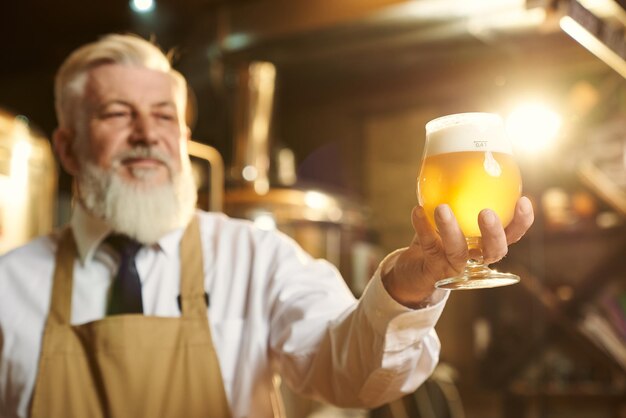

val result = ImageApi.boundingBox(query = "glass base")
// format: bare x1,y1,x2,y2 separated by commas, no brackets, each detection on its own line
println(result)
435,270,520,290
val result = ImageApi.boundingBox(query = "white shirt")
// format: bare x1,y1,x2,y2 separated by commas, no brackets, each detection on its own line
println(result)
0,206,449,418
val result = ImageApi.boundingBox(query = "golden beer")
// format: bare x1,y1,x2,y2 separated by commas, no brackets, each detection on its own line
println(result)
417,151,521,237
417,112,522,289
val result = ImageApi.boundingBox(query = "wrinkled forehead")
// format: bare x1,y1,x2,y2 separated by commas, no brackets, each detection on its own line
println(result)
85,64,182,105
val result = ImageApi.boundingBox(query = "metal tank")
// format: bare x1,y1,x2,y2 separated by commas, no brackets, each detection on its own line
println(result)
0,109,57,254
220,61,377,295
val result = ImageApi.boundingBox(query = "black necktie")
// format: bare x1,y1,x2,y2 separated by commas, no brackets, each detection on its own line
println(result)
106,234,144,315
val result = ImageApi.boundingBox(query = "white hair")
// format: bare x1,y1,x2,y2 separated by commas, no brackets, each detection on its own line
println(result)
55,33,187,131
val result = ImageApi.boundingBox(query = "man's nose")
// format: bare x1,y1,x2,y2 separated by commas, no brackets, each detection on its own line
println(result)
129,114,158,145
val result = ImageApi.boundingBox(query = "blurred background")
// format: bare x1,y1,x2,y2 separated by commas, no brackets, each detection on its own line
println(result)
1,0,625,417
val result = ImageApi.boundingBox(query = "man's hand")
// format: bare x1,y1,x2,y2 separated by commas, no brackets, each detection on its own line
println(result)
382,196,534,308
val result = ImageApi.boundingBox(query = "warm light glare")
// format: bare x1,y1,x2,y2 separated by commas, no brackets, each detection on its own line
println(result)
130,0,155,13
405,0,525,19
10,139,32,184
253,213,276,230
505,103,562,153
304,191,328,210
242,165,258,181
253,179,270,195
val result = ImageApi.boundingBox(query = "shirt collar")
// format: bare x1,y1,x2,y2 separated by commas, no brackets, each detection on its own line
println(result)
70,204,112,265
70,204,187,265
157,226,185,259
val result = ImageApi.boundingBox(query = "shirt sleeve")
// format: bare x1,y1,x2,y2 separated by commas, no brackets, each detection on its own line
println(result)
268,236,450,409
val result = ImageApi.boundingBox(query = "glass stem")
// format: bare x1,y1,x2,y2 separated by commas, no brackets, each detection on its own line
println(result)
465,237,489,278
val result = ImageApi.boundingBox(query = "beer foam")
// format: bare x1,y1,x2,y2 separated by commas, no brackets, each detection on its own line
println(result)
424,112,513,156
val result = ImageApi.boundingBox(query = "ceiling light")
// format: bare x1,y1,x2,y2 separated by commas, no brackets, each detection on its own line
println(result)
505,102,562,153
130,0,155,14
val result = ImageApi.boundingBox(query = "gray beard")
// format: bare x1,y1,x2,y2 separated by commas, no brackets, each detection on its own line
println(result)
78,156,198,244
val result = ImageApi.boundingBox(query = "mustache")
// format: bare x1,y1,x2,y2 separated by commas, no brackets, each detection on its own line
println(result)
111,146,174,170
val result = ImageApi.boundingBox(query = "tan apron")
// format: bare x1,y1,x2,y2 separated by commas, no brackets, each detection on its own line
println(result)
30,217,232,418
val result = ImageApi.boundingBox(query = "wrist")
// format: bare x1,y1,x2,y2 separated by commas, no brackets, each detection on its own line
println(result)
381,253,436,309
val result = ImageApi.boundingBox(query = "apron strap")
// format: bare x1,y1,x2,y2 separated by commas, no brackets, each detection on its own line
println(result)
179,216,207,318
47,228,77,325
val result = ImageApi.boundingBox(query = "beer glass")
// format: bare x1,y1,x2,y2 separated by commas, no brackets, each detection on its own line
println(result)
417,112,522,289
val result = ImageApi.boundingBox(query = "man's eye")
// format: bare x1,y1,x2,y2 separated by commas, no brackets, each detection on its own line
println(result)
102,111,130,119
156,113,176,121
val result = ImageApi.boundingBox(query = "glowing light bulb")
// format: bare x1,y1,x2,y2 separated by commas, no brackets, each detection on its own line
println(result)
505,102,562,153
130,0,155,13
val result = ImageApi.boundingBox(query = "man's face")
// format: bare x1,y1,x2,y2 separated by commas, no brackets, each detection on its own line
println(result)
79,64,187,186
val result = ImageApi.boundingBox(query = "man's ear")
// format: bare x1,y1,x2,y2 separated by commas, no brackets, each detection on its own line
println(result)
52,127,80,176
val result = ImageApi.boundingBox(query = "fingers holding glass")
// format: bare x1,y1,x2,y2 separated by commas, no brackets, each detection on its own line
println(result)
505,196,535,245
416,112,523,290
478,209,508,264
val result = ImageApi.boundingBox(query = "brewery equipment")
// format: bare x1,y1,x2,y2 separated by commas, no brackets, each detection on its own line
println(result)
216,61,376,293
0,109,57,254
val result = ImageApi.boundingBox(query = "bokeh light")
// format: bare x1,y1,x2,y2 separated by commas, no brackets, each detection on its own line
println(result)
505,102,562,153
130,0,155,14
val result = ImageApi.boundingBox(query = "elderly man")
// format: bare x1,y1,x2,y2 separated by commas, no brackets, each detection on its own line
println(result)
0,34,534,418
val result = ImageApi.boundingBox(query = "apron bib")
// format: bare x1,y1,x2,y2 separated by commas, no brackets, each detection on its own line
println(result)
30,217,232,418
